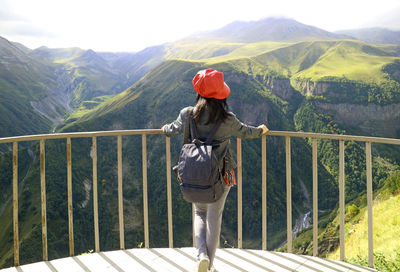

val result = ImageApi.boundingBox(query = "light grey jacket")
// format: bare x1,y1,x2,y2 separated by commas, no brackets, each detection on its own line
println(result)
163,106,263,170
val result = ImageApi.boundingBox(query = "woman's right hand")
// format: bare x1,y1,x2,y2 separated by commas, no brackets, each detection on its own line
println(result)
258,124,269,135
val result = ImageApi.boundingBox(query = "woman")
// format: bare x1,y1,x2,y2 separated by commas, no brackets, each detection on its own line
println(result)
162,68,268,272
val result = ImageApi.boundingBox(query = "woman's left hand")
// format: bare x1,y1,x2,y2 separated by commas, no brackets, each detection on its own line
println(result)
258,124,269,135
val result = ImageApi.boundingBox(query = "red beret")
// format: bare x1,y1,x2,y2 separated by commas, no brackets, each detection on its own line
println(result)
192,69,230,99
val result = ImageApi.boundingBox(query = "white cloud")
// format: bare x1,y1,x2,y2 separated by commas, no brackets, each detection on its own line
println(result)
0,0,399,52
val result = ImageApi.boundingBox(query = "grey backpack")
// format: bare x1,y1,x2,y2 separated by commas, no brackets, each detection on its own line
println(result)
175,110,225,203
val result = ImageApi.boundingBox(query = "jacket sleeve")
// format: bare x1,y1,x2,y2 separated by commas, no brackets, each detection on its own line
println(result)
228,112,263,139
162,108,188,137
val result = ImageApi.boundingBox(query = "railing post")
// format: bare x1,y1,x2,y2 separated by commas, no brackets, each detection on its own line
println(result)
165,136,173,248
40,139,48,261
237,138,242,249
312,138,318,257
366,142,374,268
13,142,19,266
339,140,345,261
117,135,125,250
285,136,292,253
92,137,100,252
66,137,74,256
261,135,267,250
192,204,196,247
142,134,149,248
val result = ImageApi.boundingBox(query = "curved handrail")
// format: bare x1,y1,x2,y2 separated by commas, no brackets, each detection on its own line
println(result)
0,129,164,144
268,130,400,145
1,129,394,268
1,129,399,145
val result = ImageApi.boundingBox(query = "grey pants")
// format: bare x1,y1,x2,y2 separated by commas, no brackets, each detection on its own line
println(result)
194,185,230,268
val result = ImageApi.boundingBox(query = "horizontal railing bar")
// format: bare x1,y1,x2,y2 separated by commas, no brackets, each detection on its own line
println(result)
0,129,164,143
1,130,399,145
267,131,400,145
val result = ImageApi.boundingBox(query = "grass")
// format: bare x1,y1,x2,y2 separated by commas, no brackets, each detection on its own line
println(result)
62,95,116,125
295,41,399,82
41,48,85,63
0,201,13,268
204,41,295,63
165,41,243,60
328,194,400,261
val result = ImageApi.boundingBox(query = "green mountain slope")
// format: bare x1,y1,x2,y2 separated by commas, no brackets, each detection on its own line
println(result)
28,44,168,110
0,37,168,140
30,47,130,108
251,40,400,82
0,37,67,139
293,170,400,271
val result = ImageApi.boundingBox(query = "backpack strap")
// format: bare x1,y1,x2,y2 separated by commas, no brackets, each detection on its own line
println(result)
189,117,200,141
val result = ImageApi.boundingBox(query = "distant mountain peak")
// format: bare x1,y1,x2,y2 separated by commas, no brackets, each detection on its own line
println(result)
188,17,351,43
335,28,400,45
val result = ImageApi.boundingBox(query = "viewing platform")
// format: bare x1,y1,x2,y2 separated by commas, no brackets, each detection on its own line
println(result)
1,129,397,271
1,247,378,272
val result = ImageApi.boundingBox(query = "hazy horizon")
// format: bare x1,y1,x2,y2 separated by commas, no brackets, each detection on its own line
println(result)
1,0,399,52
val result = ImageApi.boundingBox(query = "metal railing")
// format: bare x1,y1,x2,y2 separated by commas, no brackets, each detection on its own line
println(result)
2,129,400,268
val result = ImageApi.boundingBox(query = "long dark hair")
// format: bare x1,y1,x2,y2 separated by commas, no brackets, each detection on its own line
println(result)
193,94,230,124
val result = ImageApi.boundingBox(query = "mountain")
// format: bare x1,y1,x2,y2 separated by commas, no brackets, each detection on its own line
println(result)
186,18,352,43
336,28,400,45
63,39,400,138
29,47,130,108
27,45,168,113
0,36,68,139
0,36,167,140
98,45,166,83
55,35,400,248
0,18,384,139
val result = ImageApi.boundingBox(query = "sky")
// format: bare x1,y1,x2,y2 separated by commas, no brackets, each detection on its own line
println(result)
1,0,399,52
